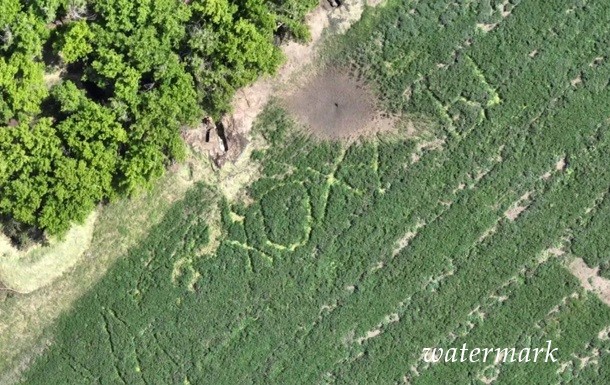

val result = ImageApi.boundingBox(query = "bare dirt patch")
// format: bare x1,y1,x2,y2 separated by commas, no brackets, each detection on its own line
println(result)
357,328,382,344
555,156,567,171
182,117,249,168
186,0,390,158
283,69,395,140
393,221,425,256
500,0,513,18
43,69,63,88
571,75,583,87
476,23,498,32
598,325,610,340
568,258,610,306
590,56,605,67
504,192,532,221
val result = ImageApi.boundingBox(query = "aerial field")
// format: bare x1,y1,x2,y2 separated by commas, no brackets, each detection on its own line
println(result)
13,0,610,384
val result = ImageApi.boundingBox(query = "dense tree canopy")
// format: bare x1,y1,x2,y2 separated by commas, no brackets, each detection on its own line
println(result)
0,0,315,235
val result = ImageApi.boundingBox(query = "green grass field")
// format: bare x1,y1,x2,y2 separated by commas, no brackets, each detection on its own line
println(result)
14,0,610,383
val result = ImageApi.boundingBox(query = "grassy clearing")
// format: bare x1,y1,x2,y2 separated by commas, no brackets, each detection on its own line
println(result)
10,0,610,384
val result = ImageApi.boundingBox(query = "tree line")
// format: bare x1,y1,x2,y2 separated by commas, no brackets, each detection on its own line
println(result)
0,0,316,236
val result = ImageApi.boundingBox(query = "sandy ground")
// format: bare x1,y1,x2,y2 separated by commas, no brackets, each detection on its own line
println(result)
283,69,396,140
0,213,97,293
569,258,610,306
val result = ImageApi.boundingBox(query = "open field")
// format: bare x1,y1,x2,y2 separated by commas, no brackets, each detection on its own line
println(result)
0,212,97,294
0,1,384,382
9,0,610,384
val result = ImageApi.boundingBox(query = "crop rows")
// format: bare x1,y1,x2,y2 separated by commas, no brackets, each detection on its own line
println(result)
18,0,610,384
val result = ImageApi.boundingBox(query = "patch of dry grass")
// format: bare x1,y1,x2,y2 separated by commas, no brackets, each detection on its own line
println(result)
0,212,97,294
568,257,610,306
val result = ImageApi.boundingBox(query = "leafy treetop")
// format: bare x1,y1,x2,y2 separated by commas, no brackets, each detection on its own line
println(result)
0,0,316,235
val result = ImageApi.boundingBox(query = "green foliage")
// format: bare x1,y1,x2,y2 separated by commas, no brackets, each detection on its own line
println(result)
571,195,610,279
55,20,93,63
0,82,127,234
0,0,317,235
0,118,62,226
259,182,310,246
0,53,47,121
0,0,21,27
187,0,284,114
17,1,610,383
0,5,48,122
268,0,318,41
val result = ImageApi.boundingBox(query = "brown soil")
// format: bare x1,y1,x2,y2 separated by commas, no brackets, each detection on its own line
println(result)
569,258,610,306
184,0,390,160
283,69,395,140
215,118,249,168
182,117,248,168
182,118,218,155
504,192,532,221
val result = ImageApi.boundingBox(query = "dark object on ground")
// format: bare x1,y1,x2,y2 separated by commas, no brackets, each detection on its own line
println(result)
284,69,395,140
0,216,47,250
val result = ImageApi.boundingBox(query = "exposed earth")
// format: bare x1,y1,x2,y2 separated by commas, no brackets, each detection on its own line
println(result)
183,0,393,164
283,69,396,140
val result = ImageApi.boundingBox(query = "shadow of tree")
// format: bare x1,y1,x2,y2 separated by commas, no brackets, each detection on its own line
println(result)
0,216,47,251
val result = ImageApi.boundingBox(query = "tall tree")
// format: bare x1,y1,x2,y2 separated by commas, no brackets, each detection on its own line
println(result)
0,0,316,235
